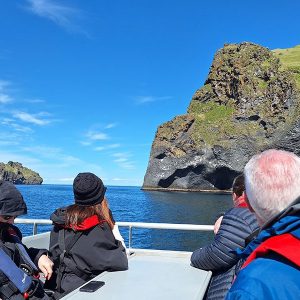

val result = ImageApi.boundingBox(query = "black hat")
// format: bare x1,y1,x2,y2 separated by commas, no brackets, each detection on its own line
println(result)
73,172,106,206
0,181,27,216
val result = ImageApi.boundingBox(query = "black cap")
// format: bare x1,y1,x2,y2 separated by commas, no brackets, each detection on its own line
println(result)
73,172,106,206
0,181,27,216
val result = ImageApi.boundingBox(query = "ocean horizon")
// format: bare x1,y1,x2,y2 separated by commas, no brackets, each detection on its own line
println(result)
16,185,232,251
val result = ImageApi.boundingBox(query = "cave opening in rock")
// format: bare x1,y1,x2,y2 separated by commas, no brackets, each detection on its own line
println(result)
205,167,240,190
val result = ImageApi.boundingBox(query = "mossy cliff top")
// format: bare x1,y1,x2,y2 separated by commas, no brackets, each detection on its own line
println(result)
0,161,43,184
156,42,300,149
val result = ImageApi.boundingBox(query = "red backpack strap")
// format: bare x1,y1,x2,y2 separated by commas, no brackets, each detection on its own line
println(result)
242,233,300,269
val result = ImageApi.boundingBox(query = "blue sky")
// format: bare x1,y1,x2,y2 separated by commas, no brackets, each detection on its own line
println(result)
0,0,299,186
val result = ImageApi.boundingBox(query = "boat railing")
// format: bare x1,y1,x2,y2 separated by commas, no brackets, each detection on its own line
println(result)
15,218,214,250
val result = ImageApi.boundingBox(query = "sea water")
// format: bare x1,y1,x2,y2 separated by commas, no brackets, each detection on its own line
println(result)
16,185,232,251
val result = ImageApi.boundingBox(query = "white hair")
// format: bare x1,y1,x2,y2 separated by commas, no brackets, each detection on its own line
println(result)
244,149,300,225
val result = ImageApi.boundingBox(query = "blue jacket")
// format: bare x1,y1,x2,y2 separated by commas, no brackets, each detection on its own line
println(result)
226,202,300,300
191,207,258,300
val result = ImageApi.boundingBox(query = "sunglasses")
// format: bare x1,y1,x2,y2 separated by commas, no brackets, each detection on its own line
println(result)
2,215,15,221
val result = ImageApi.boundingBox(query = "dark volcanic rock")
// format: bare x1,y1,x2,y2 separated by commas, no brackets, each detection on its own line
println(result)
143,42,300,191
0,161,43,185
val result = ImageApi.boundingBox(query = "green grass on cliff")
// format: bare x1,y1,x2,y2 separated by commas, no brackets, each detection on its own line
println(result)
4,164,38,178
189,100,261,146
273,45,300,88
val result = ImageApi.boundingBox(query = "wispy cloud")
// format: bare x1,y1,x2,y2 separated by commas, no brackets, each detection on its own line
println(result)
135,95,172,105
26,98,45,104
94,144,120,151
22,146,81,164
25,0,87,35
1,118,33,133
112,152,135,169
86,131,109,141
105,123,117,129
0,80,13,104
13,111,52,125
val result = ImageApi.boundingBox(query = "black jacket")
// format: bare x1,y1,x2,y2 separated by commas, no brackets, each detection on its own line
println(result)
191,207,259,300
0,223,50,300
45,207,128,298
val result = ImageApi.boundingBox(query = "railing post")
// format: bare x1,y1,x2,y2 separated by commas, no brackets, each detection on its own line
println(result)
33,223,38,235
129,225,132,251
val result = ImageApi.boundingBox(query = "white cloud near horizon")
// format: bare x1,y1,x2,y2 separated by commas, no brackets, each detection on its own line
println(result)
25,0,87,35
13,111,52,125
135,95,172,104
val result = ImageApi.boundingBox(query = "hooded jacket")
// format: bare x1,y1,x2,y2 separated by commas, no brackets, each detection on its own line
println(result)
226,199,300,300
0,181,49,299
191,198,259,300
0,223,50,300
45,207,128,298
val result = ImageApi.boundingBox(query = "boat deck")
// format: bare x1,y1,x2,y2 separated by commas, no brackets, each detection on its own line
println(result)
22,232,211,300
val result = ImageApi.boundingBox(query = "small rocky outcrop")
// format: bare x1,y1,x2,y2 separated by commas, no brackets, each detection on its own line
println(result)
143,42,300,191
0,161,43,184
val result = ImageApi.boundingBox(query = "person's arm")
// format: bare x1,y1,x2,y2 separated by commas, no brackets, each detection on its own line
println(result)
112,224,126,249
191,209,256,271
214,216,223,235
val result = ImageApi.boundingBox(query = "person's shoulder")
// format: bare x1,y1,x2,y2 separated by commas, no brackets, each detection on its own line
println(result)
228,257,300,299
224,207,257,224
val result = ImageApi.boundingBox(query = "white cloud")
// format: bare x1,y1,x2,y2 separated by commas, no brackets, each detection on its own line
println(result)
13,111,51,125
105,123,117,129
112,152,135,170
80,141,92,146
135,95,172,104
0,94,12,104
1,118,33,133
86,131,109,141
22,146,81,164
25,0,86,34
94,144,120,151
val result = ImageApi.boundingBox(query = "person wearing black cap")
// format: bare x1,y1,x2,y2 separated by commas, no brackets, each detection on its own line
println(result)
45,172,128,298
0,180,54,299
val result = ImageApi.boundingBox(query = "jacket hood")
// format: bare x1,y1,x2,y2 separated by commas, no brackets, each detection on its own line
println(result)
0,181,27,217
50,207,105,231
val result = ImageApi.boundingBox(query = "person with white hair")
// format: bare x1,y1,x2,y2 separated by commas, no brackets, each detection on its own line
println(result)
226,149,300,299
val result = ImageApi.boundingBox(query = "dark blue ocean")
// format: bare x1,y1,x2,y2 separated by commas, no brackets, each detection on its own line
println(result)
16,185,232,252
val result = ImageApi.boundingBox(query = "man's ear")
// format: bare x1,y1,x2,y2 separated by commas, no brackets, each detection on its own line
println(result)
244,192,254,212
232,192,238,201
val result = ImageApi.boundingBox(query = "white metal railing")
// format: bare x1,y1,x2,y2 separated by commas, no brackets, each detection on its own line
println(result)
15,218,214,249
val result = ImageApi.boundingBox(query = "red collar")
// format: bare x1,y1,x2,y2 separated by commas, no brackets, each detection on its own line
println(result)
64,215,106,231
242,233,300,269
234,194,248,208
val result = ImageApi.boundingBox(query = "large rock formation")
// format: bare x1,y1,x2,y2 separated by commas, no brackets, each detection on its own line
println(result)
0,161,43,184
143,43,300,191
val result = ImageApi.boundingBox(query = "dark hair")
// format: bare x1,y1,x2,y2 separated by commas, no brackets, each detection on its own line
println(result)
65,197,114,230
232,174,245,197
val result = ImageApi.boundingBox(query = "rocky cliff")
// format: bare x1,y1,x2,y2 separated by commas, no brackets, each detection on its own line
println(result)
143,43,300,191
0,161,43,184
